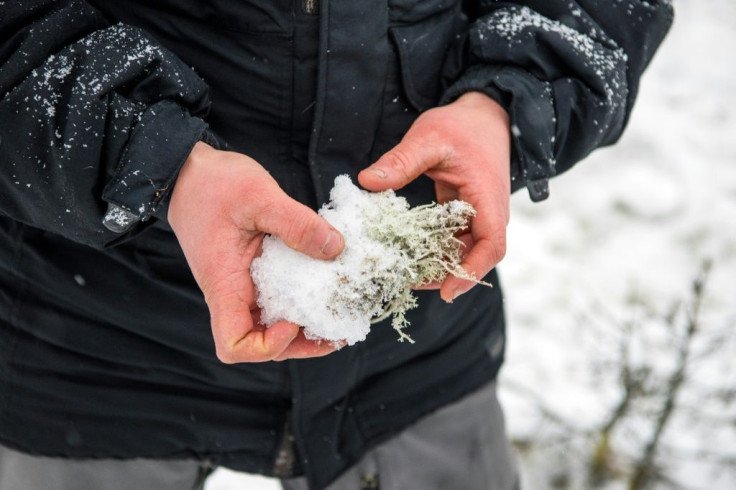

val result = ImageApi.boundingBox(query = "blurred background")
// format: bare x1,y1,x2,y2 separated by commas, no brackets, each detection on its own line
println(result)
208,1,736,488
499,0,735,487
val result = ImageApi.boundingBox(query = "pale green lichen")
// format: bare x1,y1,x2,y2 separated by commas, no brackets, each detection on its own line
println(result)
331,191,491,343
253,176,493,345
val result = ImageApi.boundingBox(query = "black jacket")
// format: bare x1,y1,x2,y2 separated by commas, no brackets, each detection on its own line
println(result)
0,1,672,488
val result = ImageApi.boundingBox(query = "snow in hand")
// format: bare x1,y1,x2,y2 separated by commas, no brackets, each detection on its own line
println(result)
250,175,480,346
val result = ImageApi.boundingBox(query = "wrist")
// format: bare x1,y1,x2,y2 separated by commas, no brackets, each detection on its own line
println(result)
184,140,216,168
454,91,510,127
168,141,216,226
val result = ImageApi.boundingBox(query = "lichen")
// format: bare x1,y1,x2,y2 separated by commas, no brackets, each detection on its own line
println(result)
351,191,488,342
251,176,490,345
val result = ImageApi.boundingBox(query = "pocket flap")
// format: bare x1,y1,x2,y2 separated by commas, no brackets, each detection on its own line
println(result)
390,11,465,112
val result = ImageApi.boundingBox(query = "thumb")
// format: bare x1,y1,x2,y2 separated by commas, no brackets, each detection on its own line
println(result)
209,297,302,363
359,136,447,192
256,193,344,260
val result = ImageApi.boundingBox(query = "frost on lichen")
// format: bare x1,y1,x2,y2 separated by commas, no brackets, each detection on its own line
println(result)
251,175,489,346
355,188,487,341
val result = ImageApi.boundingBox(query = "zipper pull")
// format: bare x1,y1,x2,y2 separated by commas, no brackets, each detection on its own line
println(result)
303,0,318,15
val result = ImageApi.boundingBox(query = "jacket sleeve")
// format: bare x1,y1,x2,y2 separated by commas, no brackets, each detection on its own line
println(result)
0,0,213,248
441,0,674,201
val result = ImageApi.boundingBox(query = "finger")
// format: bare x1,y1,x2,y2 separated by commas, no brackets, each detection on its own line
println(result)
359,135,449,192
412,281,441,291
226,322,303,363
212,309,301,363
200,235,300,363
434,181,458,205
440,230,505,302
256,195,344,260
273,329,346,361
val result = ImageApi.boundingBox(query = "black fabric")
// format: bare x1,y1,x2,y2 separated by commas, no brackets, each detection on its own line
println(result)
0,1,672,488
441,0,674,200
0,1,212,245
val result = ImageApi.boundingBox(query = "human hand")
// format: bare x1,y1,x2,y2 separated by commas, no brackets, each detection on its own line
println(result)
358,91,510,302
168,142,345,363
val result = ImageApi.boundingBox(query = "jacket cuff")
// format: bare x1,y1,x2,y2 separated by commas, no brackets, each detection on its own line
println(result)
149,127,229,225
440,65,556,202
101,100,207,233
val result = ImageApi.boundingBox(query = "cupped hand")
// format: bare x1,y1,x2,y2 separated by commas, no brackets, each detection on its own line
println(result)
358,91,511,302
168,142,345,363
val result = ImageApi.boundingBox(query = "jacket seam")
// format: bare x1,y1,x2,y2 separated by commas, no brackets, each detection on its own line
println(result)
305,0,331,206
0,225,30,429
366,18,393,162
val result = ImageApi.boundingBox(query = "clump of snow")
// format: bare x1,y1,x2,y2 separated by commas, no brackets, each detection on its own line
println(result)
252,177,403,345
251,176,477,346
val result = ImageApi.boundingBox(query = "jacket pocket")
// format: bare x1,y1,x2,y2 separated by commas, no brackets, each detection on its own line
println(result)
389,9,468,112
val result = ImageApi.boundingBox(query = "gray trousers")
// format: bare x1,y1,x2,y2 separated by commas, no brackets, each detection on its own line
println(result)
282,380,519,490
0,382,518,490
0,450,214,490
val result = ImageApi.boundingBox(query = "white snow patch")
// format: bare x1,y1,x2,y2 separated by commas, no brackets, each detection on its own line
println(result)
251,176,408,346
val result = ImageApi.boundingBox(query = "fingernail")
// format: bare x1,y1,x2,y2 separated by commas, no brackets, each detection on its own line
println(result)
452,288,464,301
369,167,388,179
321,229,341,256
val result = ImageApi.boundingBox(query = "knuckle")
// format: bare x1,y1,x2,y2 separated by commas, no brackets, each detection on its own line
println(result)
489,230,507,264
251,194,282,230
215,340,273,364
384,149,414,180
215,345,238,364
284,213,315,248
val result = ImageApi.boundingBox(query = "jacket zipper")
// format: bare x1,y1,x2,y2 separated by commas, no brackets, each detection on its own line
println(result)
303,0,318,15
272,408,297,478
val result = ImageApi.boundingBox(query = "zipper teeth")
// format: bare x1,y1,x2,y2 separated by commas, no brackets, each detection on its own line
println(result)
272,408,297,477
303,0,318,15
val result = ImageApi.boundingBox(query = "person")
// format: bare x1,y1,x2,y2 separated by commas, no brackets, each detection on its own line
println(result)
0,1,673,489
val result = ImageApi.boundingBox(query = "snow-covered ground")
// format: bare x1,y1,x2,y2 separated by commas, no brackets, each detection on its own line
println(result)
501,0,736,488
207,1,735,488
